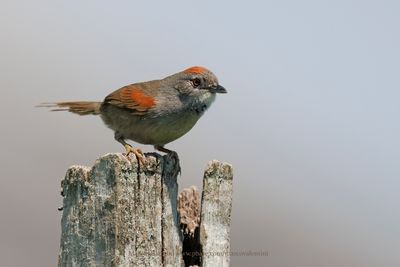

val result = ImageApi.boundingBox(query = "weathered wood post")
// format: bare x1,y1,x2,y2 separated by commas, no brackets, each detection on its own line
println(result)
58,153,233,267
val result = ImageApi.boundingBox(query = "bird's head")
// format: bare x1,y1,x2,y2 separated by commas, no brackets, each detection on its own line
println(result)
169,66,227,97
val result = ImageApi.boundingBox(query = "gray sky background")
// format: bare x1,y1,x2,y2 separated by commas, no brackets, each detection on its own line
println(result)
1,0,399,266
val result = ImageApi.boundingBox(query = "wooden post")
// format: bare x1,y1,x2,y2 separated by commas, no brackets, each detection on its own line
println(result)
178,161,233,267
200,160,233,267
58,153,233,267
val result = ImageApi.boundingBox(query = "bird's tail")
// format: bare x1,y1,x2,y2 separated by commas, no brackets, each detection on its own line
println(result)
37,101,102,115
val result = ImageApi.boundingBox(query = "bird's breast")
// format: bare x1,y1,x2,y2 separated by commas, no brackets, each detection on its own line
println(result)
100,92,215,145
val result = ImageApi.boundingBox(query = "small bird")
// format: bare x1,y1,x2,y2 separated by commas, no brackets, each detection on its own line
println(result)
40,66,227,164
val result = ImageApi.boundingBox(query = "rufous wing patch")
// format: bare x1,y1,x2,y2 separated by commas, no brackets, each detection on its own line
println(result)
105,85,156,114
184,66,208,74
130,87,155,109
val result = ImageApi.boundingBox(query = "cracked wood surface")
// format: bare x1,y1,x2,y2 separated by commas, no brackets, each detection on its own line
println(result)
58,153,181,267
58,153,233,267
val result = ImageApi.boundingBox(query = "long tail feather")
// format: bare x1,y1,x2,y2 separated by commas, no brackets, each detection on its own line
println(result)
37,101,102,115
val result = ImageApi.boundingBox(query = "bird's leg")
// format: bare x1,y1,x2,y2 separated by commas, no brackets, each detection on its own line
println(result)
115,132,146,164
154,145,181,175
154,145,175,154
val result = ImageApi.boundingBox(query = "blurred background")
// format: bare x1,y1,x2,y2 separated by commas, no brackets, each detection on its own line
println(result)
1,0,399,266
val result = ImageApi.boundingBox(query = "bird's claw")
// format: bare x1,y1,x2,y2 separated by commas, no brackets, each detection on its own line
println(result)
124,144,146,165
166,151,181,176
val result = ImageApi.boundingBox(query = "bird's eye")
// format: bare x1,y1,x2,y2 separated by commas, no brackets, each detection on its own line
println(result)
191,78,201,88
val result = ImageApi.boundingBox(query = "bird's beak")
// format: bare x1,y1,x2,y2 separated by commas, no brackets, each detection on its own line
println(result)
208,84,227,94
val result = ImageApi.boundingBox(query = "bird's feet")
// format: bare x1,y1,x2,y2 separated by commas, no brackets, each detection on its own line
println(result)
167,150,181,176
124,144,146,165
154,145,181,176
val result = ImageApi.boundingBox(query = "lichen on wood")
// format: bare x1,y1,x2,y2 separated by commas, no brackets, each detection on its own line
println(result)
58,154,233,267
58,153,182,267
200,160,233,267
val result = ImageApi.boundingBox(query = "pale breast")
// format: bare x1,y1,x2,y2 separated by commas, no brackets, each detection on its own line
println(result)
100,91,216,146
100,104,201,145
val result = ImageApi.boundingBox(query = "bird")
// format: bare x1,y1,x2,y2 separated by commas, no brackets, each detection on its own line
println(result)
39,66,227,166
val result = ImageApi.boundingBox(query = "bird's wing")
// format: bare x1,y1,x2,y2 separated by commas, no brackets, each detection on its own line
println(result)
104,82,159,115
